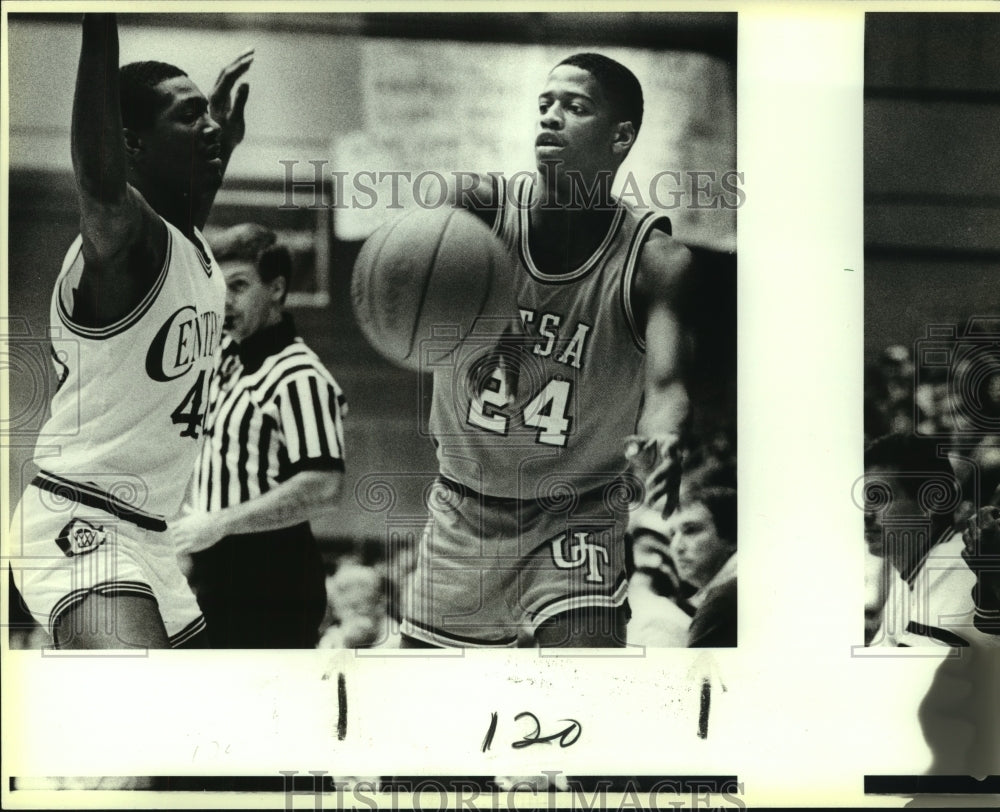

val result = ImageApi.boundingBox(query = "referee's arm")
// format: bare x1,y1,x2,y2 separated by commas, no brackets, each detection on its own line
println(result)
170,372,346,555
171,469,344,555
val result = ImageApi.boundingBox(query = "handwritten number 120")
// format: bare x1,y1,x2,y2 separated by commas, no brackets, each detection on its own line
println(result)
482,711,582,751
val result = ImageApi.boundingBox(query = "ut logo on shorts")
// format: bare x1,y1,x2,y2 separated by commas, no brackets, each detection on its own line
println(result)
55,519,108,557
550,530,610,584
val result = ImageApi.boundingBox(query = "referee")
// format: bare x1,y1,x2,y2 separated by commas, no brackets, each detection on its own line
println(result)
170,224,347,648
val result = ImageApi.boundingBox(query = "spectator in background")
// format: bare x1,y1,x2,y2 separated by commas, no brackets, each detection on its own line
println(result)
864,547,890,647
678,426,737,494
169,224,348,648
626,507,694,647
663,487,737,647
318,559,400,649
865,433,1000,776
863,433,995,649
865,344,916,440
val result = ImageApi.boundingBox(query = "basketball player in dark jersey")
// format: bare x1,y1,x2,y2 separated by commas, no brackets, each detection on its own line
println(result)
403,54,693,648
9,14,252,648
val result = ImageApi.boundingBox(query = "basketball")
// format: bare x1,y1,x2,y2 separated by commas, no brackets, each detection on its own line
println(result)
351,207,510,371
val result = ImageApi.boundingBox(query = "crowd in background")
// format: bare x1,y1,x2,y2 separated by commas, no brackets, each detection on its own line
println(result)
865,338,1000,521
864,336,1000,647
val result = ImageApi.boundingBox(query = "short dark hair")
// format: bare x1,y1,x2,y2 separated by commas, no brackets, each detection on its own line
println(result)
864,433,957,539
864,433,956,500
119,61,187,131
258,245,293,303
556,53,644,135
682,487,737,549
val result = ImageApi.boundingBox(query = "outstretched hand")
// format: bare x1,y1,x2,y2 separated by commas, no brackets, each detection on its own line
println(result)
625,434,683,518
210,49,254,155
169,510,226,556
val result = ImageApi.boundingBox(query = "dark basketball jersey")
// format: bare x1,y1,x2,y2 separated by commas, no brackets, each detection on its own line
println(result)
429,174,671,500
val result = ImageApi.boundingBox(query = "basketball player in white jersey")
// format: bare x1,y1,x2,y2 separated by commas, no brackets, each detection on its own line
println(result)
8,14,252,648
402,54,693,648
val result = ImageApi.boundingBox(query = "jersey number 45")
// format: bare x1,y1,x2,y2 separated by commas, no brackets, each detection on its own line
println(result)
171,370,211,439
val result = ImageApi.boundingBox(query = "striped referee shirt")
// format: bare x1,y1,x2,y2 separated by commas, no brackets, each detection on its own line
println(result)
194,314,347,512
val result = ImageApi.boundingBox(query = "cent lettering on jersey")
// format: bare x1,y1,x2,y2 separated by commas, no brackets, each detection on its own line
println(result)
145,306,222,382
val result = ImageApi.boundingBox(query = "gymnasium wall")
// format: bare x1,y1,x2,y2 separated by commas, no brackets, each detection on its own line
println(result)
865,13,1000,364
5,14,736,539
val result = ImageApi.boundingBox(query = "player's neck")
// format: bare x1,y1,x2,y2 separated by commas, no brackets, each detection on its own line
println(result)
527,205,616,275
535,166,617,210
889,537,932,583
135,179,207,240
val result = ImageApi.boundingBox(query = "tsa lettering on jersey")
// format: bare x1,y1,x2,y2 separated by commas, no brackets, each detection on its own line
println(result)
467,308,593,447
550,530,611,584
519,308,593,370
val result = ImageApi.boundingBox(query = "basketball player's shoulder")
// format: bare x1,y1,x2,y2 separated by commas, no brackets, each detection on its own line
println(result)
80,182,166,269
633,224,692,301
441,172,503,229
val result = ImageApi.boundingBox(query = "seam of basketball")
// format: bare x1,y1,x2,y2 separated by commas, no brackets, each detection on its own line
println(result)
477,232,497,330
407,209,456,360
359,212,405,338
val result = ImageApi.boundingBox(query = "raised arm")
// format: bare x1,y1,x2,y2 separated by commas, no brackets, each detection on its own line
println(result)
193,49,253,230
631,231,694,514
72,14,127,214
72,14,165,324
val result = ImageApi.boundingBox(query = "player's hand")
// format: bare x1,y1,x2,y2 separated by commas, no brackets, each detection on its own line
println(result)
962,506,1000,637
962,506,1000,607
169,511,226,555
625,433,683,518
210,49,254,154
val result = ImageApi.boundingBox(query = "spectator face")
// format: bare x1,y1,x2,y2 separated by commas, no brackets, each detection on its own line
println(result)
223,260,282,343
664,502,734,588
632,530,674,576
863,466,922,559
631,529,681,598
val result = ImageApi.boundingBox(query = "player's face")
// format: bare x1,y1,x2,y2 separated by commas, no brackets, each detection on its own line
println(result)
536,65,620,182
223,261,281,344
664,503,734,589
138,77,222,193
863,466,922,558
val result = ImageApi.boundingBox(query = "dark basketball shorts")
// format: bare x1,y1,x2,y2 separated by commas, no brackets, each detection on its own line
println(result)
401,477,629,647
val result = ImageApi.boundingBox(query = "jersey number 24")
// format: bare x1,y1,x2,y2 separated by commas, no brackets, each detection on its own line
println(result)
468,367,572,446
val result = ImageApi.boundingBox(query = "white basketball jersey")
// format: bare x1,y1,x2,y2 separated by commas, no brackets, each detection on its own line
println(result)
872,533,999,649
430,174,671,500
34,219,225,522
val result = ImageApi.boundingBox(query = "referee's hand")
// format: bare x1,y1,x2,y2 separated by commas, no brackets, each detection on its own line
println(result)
169,511,225,555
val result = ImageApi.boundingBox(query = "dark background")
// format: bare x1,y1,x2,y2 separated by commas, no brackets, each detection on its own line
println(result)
865,13,1000,364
